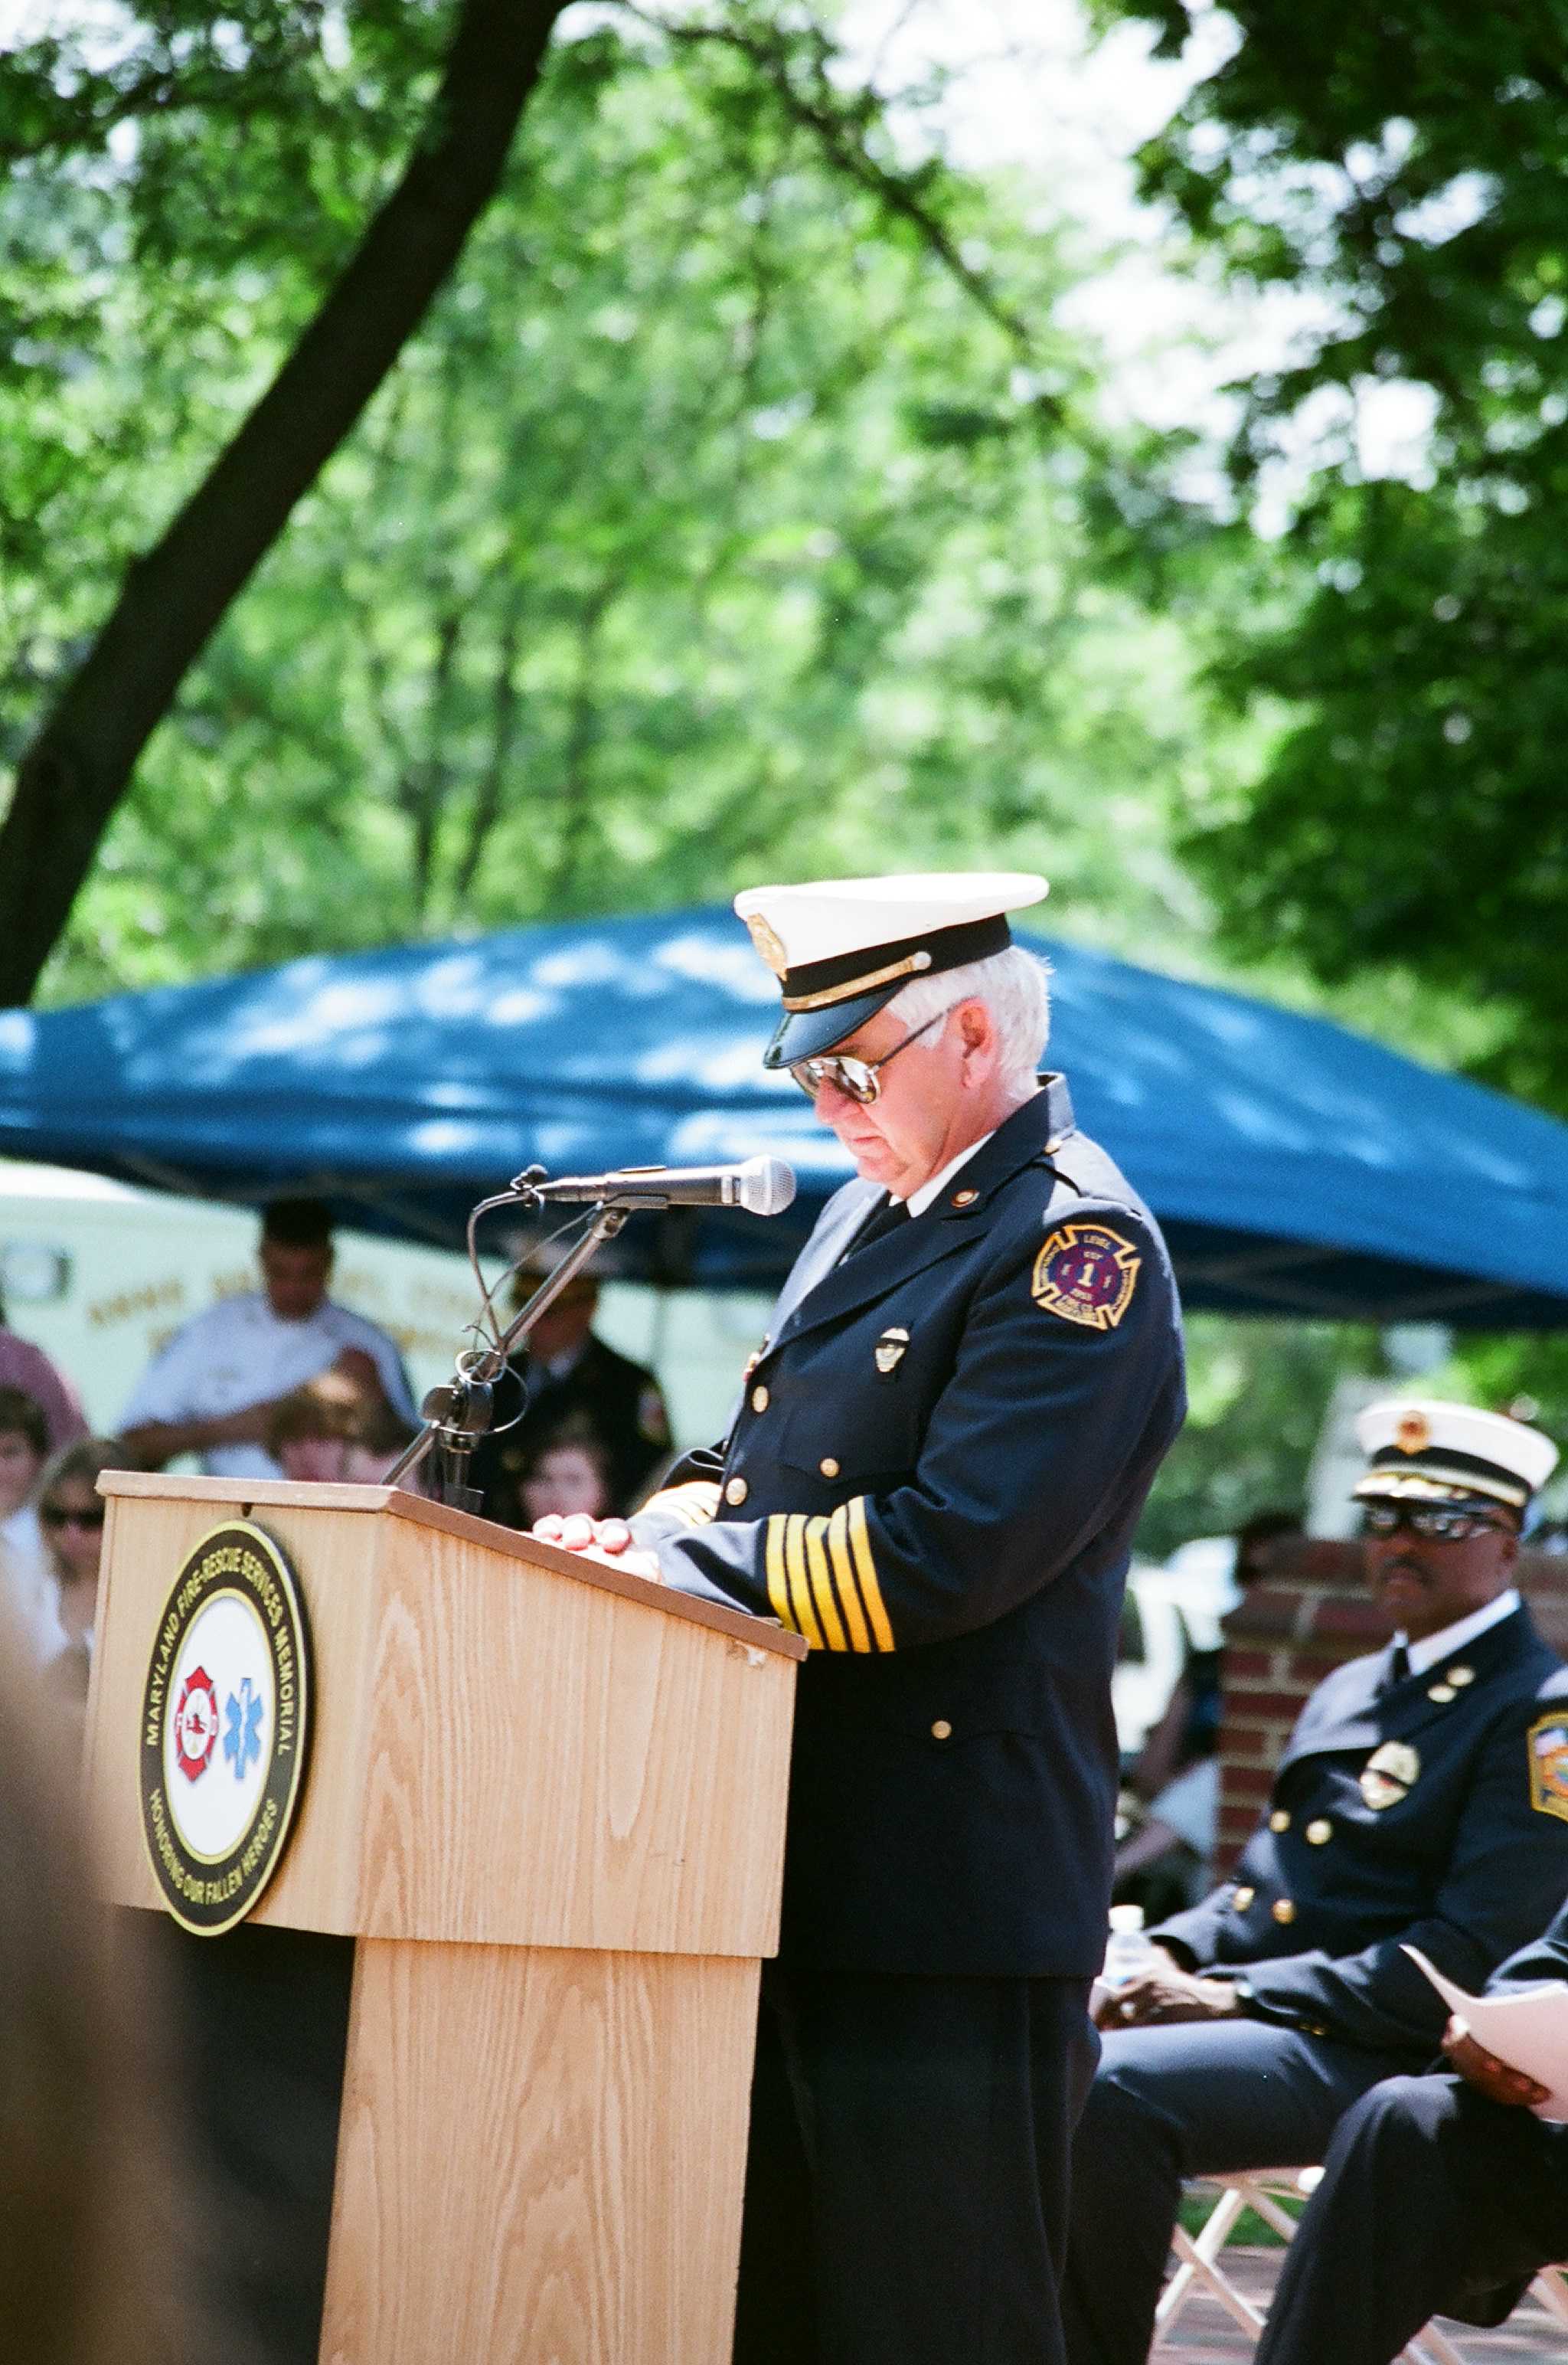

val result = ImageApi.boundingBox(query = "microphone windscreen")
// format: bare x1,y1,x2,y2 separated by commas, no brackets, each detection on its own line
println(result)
737,1156,797,1216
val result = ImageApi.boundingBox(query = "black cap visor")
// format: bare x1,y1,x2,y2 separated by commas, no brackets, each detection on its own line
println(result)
763,982,908,1069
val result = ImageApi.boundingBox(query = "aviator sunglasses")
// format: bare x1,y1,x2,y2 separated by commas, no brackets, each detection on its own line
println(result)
1360,1503,1513,1543
789,1007,952,1105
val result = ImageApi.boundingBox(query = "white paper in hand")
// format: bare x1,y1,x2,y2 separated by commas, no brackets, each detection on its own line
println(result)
1403,1945,1568,2121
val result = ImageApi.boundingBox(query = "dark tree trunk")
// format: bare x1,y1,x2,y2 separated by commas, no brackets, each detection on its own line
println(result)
0,0,567,1006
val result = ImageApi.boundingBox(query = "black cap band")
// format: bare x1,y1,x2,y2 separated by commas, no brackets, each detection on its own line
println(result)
779,914,1012,1012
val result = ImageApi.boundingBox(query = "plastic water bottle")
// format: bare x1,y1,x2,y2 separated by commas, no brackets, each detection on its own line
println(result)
1101,1902,1156,1987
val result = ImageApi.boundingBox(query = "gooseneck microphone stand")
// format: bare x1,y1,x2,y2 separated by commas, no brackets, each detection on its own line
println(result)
384,1175,628,1513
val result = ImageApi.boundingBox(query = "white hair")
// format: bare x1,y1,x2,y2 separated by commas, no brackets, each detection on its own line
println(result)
888,944,1050,1086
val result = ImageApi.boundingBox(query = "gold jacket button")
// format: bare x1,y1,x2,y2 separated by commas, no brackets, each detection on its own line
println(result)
1448,1666,1475,1686
952,1188,979,1208
724,1477,749,1506
819,1456,841,1478
1269,1810,1290,1833
1232,1886,1255,1911
1272,1898,1297,1925
931,1719,952,1741
751,1385,769,1413
1427,1683,1457,1703
1305,1819,1332,1846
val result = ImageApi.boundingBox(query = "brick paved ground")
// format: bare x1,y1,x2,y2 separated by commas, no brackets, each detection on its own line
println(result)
1152,2248,1568,2363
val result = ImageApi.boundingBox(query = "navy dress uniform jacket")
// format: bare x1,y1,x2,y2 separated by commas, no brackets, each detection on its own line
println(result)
631,1076,1187,1978
1155,1604,1568,2053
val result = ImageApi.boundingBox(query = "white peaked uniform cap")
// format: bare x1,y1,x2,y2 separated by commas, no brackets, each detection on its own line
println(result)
733,872,1049,1066
1354,1397,1560,1513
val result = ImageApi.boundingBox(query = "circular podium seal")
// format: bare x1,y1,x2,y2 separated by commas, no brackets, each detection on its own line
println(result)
139,1520,312,1936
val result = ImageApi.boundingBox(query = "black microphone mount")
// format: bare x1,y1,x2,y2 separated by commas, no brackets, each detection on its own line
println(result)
387,1155,796,1513
384,1191,628,1513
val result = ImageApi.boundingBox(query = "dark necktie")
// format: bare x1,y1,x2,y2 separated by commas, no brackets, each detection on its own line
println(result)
1381,1640,1412,1694
844,1194,911,1258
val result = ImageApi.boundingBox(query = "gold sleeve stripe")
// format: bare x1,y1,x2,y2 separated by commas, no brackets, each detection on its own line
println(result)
847,1494,896,1653
783,1513,827,1650
804,1516,848,1653
825,1503,873,1653
640,1480,720,1529
765,1516,794,1631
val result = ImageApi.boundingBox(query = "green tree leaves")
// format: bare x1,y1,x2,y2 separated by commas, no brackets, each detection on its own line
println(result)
1094,0,1568,1107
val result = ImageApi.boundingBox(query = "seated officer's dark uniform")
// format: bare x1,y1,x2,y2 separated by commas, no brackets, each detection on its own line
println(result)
1063,1402,1568,2365
1254,1889,1568,2365
631,874,1187,2365
469,1327,668,1523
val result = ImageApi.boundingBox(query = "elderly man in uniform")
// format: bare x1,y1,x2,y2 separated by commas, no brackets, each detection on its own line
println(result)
1252,1885,1568,2365
535,872,1187,2365
1063,1398,1568,2365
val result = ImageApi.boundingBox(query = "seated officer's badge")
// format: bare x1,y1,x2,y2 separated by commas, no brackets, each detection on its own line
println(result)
1528,1718,1568,1822
1031,1222,1140,1332
874,1325,910,1377
1361,1740,1420,1811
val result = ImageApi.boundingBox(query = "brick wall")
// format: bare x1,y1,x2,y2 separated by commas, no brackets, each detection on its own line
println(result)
1216,1537,1568,1869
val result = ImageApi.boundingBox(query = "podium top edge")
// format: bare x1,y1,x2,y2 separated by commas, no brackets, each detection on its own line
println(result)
96,1470,808,1662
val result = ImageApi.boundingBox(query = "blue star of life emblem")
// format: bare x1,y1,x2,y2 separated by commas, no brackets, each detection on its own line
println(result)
224,1676,264,1781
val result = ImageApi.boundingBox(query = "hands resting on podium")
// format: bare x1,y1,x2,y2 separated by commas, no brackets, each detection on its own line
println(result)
531,1513,663,1583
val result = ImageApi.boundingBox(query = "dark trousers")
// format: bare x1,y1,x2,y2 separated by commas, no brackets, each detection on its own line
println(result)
733,1967,1099,2365
1253,2072,1568,2365
1061,2020,1410,2365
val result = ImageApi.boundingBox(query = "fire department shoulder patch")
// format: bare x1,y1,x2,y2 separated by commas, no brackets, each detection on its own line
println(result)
1031,1222,1141,1333
1528,1716,1568,1823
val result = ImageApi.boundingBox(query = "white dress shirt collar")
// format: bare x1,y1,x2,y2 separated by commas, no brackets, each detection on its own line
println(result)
900,1132,997,1221
1397,1587,1521,1676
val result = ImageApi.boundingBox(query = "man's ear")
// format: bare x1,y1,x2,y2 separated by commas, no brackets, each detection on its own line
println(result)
955,998,995,1065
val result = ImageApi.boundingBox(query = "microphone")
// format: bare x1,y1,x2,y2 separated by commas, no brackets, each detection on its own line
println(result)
518,1155,796,1216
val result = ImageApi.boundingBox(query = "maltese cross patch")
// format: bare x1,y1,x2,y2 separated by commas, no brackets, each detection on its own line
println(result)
1529,1717,1568,1823
1031,1222,1141,1333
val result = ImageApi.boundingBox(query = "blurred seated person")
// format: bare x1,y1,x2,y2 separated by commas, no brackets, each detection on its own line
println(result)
1254,1889,1568,2365
0,1287,87,1451
515,1417,616,1528
34,1438,117,1749
0,1385,65,1660
1116,1510,1304,1916
117,1196,416,1482
469,1251,669,1526
1065,1402,1568,2365
266,1370,416,1485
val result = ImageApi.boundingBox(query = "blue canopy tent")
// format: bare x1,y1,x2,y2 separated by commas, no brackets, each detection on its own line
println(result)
2,908,1566,1324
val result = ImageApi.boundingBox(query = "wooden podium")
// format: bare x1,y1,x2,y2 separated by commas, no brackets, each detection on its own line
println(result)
85,1472,804,2364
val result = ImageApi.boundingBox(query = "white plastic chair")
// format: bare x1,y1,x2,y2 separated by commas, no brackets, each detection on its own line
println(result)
1156,2169,1314,2343
1158,2169,1568,2363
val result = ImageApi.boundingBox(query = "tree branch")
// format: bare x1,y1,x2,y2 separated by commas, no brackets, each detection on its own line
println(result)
627,4,1057,397
0,0,567,1006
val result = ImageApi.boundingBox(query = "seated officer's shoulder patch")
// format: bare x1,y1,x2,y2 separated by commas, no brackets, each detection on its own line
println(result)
1031,1219,1141,1332
1528,1715,1568,1821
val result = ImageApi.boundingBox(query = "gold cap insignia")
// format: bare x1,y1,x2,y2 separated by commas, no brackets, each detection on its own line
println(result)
744,912,789,978
1394,1411,1431,1455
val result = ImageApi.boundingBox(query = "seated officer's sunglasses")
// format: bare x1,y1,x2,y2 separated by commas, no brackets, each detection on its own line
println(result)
789,1008,952,1105
1360,1503,1512,1542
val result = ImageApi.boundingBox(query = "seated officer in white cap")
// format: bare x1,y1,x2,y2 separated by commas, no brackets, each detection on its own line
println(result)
1063,1400,1568,2365
534,872,1187,2365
